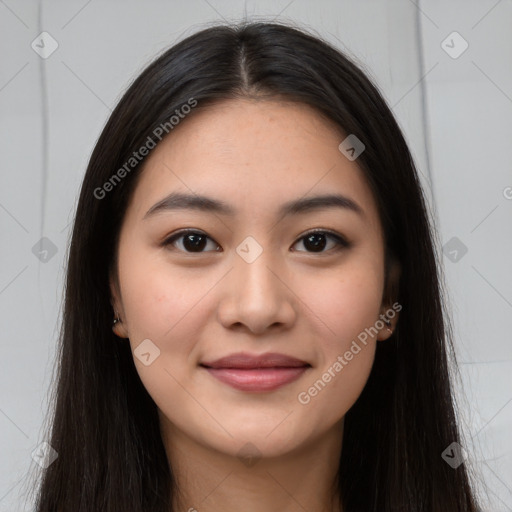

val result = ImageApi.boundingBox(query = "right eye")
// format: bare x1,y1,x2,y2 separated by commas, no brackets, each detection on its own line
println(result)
162,230,222,253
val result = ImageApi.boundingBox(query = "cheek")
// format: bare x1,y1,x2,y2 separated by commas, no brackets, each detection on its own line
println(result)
117,253,215,419
300,256,385,349
292,258,384,413
119,248,211,346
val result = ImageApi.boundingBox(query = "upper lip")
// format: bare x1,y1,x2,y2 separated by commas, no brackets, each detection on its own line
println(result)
200,352,310,369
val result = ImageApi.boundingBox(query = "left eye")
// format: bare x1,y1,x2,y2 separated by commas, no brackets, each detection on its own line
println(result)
292,230,349,253
162,229,349,254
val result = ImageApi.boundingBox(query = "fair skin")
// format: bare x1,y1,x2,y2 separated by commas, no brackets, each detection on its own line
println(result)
110,98,399,512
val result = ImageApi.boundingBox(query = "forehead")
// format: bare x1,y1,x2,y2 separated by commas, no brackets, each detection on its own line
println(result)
126,98,381,230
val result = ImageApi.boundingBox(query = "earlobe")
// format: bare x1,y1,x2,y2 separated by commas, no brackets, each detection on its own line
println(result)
112,319,129,339
377,257,401,341
111,307,129,339
109,274,129,339
376,301,401,341
376,311,397,341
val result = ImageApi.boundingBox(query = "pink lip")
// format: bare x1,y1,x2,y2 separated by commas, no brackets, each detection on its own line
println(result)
200,352,311,392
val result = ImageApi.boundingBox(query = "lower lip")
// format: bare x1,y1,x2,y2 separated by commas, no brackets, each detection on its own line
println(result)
203,366,309,392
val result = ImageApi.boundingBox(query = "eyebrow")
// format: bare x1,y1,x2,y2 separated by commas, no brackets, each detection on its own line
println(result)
143,191,364,220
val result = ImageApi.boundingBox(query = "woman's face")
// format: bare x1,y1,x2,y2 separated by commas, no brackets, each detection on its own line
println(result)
110,98,398,460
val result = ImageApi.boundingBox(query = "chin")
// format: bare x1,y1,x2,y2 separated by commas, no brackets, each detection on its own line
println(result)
215,418,315,459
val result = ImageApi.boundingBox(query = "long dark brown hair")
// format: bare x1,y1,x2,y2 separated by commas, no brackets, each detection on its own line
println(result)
28,21,482,511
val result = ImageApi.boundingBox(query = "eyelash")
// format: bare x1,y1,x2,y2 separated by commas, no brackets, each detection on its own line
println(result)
161,228,350,255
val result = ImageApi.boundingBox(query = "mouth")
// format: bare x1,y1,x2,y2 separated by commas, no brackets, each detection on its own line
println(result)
199,352,311,392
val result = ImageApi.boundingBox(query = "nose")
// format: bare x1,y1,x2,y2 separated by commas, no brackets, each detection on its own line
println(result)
217,250,297,335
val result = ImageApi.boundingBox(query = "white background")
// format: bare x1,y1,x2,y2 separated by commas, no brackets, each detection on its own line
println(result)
0,0,511,510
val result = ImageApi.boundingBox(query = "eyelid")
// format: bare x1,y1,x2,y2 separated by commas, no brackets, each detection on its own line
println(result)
162,229,221,252
162,228,350,253
292,228,350,253
296,227,349,245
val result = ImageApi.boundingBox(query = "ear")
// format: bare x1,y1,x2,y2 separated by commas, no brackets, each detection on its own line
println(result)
109,272,129,339
377,258,401,341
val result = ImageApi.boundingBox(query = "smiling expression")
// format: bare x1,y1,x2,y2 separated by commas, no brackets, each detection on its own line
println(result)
110,97,397,460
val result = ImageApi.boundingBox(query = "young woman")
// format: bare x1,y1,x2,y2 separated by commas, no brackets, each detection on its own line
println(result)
31,21,482,511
